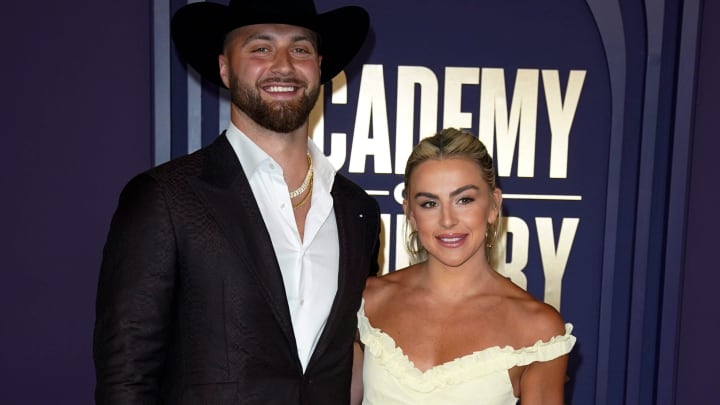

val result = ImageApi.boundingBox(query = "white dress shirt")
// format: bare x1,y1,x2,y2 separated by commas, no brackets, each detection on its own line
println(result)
225,123,339,372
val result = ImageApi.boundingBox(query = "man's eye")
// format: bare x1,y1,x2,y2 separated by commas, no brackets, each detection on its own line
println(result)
252,47,270,53
293,47,313,55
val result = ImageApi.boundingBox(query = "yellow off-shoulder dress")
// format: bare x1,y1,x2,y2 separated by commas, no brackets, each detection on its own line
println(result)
357,300,576,405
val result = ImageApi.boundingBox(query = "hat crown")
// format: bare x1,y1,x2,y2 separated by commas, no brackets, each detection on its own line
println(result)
224,0,322,33
171,0,369,87
227,0,318,18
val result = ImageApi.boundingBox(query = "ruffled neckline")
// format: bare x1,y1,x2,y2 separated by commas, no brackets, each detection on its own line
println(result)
357,299,576,393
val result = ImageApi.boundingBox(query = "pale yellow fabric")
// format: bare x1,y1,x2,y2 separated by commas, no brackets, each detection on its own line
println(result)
358,300,576,405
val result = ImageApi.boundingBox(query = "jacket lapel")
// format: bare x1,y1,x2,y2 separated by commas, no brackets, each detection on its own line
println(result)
307,178,369,368
189,134,296,347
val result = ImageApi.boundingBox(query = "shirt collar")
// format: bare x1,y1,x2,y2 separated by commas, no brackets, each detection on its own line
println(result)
225,122,269,179
224,122,337,189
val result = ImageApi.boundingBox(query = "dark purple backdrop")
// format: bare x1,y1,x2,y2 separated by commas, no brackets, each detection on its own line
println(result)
1,2,152,403
1,1,717,404
675,0,720,401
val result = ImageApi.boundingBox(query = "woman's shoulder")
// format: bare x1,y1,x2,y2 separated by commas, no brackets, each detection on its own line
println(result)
497,279,567,346
363,264,420,313
366,264,419,289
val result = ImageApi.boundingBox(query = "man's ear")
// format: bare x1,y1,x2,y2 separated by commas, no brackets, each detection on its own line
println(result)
219,54,230,88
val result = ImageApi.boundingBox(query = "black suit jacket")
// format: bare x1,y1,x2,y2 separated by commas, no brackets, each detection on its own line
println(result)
93,134,381,404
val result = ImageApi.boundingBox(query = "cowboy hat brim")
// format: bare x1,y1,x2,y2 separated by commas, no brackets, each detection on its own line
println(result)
171,2,370,87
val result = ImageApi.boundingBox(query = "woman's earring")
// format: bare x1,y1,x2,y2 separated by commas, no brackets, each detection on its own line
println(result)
486,227,497,248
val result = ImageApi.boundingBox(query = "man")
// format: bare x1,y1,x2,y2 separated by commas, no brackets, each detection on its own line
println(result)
93,0,381,403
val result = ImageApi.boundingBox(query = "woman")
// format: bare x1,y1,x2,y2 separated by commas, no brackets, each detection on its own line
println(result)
356,128,576,404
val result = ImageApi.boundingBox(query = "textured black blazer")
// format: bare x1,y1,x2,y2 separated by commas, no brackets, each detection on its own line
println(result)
93,134,381,404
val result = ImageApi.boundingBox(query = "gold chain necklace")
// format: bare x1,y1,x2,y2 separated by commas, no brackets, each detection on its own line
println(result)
288,152,313,199
292,177,313,209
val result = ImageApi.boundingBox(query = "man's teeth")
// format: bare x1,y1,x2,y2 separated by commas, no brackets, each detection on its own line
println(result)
267,85,295,92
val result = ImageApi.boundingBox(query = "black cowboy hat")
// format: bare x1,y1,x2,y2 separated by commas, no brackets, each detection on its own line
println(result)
171,0,370,88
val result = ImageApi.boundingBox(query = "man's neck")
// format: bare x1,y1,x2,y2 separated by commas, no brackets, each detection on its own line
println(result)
230,110,309,160
230,110,312,192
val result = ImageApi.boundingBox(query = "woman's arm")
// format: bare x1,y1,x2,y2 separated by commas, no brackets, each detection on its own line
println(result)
518,352,569,404
350,330,364,405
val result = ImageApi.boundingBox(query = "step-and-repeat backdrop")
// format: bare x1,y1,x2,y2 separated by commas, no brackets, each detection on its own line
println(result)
155,1,622,403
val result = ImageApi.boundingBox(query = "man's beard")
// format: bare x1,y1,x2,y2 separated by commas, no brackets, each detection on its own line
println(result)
228,73,320,133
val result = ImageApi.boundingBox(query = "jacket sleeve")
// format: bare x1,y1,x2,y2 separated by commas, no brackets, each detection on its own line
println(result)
93,173,177,404
368,200,382,278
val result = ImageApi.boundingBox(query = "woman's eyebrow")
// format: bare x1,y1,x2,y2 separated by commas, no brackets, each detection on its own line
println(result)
413,184,479,199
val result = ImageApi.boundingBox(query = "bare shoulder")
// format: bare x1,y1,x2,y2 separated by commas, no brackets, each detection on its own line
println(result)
523,299,566,341
500,280,567,345
362,265,418,315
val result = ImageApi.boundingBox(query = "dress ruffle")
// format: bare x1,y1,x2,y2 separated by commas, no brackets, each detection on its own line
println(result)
357,299,576,393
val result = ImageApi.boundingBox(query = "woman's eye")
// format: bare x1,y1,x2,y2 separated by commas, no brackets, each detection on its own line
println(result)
420,200,437,209
458,197,474,205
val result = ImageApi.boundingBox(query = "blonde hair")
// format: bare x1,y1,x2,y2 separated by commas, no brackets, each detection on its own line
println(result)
403,128,503,265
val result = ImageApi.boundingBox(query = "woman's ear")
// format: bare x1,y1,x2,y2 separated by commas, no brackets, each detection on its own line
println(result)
489,188,503,224
403,199,416,228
